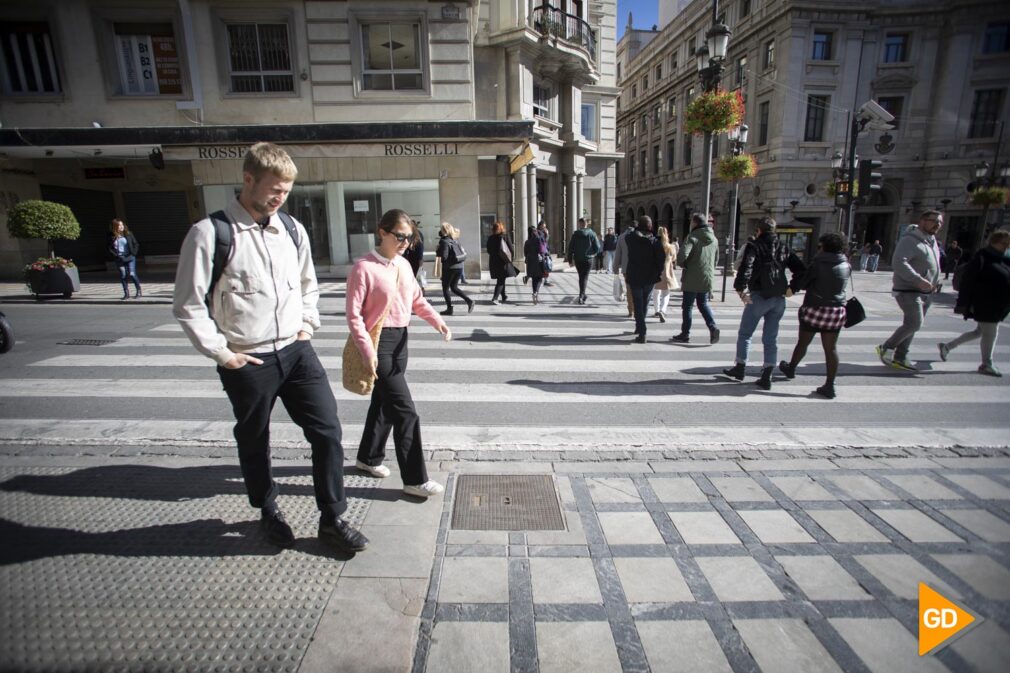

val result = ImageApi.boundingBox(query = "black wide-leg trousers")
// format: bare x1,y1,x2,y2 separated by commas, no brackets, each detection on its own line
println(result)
356,327,429,486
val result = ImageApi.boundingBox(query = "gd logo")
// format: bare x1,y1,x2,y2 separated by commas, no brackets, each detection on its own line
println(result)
918,583,980,656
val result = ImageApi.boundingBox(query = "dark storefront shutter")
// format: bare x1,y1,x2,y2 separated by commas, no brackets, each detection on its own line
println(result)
40,185,116,269
122,191,191,256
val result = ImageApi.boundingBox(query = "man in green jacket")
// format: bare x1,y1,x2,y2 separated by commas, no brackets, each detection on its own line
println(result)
567,218,601,304
672,213,720,344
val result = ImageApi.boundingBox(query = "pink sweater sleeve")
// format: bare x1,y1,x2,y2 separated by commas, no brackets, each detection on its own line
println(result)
345,260,376,363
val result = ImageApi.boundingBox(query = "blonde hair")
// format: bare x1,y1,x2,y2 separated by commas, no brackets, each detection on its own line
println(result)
451,225,461,240
243,142,298,181
657,226,673,256
493,221,506,235
439,221,454,237
990,229,1010,246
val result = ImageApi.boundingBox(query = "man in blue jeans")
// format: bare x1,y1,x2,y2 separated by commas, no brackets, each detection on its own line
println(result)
723,217,805,389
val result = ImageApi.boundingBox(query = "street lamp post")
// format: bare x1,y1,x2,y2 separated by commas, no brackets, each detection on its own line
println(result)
720,123,748,302
694,2,731,220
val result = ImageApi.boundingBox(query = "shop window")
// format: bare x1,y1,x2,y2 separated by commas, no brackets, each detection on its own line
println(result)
341,180,439,261
226,22,294,93
1,21,61,95
360,21,423,91
113,22,182,95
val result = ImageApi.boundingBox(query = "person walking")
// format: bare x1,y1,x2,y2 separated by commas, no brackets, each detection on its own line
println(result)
108,219,142,300
593,228,606,272
652,226,679,323
486,221,516,304
859,243,871,272
938,230,1010,377
523,225,546,304
538,222,555,286
944,239,963,280
876,210,944,372
625,216,665,342
173,142,368,553
603,228,618,273
612,224,636,317
778,232,851,398
347,209,451,498
867,240,883,272
672,212,720,344
723,216,805,390
567,217,601,304
434,222,474,315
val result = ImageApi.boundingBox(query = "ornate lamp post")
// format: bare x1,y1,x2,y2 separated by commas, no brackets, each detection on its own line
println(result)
694,3,731,220
720,123,748,301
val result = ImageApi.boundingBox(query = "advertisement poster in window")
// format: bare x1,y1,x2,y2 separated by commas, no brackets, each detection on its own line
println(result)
152,35,182,94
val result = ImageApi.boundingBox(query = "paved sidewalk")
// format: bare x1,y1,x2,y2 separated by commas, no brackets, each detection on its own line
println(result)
2,452,1008,673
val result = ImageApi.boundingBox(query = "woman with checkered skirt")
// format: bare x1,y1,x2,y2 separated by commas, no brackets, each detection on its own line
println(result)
778,232,852,399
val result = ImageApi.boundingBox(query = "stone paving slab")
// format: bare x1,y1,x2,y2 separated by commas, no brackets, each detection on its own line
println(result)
3,456,1010,673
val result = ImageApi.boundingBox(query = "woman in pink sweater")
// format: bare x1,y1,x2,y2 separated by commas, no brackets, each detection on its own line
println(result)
346,209,451,498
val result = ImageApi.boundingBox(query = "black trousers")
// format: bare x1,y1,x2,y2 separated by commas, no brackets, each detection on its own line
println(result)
217,339,346,522
356,327,429,485
575,260,592,296
441,268,471,309
492,278,509,302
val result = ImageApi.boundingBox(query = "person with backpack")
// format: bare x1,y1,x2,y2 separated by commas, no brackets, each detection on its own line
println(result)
523,225,546,304
434,222,474,315
567,218,602,304
723,216,805,390
938,230,1010,377
173,142,368,554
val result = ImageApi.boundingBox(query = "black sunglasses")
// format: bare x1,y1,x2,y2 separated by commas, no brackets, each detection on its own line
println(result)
389,231,414,243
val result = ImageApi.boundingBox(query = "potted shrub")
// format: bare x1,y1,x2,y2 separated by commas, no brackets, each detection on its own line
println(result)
684,89,745,135
6,200,82,299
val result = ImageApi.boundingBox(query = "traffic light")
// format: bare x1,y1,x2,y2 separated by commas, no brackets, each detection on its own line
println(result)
857,159,883,200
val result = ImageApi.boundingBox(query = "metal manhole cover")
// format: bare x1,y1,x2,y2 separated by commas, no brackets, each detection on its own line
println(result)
451,475,565,531
59,338,119,346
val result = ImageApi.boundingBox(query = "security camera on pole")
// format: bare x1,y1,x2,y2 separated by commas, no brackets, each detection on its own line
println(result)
842,101,895,247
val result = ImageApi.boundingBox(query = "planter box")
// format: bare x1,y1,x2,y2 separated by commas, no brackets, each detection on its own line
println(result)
27,266,80,298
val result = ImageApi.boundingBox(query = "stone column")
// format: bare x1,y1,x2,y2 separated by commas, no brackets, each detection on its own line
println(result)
526,166,537,234
576,173,585,225
566,173,578,244
514,164,528,245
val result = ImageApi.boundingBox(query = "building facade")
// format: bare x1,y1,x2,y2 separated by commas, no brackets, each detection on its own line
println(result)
615,0,1010,262
0,0,618,279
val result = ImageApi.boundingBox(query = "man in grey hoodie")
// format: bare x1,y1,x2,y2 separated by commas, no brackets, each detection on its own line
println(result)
876,210,944,371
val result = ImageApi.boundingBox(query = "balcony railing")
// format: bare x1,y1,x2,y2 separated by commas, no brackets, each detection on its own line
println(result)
530,4,596,63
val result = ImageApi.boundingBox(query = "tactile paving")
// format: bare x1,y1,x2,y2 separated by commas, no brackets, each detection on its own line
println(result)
451,475,565,531
0,465,376,672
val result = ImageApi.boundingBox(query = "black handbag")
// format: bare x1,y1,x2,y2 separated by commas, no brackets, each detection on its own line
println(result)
844,296,865,328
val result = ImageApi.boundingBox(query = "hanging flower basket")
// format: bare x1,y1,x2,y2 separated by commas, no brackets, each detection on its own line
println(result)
969,186,1009,207
684,89,745,135
716,154,758,181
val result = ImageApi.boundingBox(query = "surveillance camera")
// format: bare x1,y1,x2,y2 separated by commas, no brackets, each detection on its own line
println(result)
856,100,894,131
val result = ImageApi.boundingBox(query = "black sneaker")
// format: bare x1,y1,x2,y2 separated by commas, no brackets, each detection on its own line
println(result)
467,300,475,314
261,509,295,548
319,518,369,552
671,333,690,343
439,309,453,316
709,328,720,345
634,334,646,343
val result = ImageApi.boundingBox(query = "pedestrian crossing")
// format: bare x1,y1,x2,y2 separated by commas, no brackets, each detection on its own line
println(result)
1,272,1007,454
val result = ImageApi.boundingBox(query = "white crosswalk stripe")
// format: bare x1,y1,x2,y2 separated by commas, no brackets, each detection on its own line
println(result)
2,272,1007,453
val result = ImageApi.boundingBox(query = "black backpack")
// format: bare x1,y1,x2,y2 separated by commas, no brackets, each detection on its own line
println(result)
754,239,788,299
446,239,467,266
205,210,300,306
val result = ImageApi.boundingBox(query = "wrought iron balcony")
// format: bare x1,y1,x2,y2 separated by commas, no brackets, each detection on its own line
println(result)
530,4,596,63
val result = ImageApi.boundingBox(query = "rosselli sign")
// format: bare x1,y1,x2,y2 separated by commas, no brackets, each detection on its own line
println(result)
168,142,514,161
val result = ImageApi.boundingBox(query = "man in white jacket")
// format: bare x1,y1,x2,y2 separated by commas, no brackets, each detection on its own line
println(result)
876,210,944,371
173,142,368,554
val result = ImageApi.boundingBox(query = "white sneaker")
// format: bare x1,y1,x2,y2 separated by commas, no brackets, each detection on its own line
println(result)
355,460,391,478
403,481,445,498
